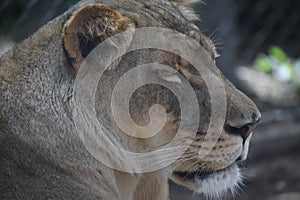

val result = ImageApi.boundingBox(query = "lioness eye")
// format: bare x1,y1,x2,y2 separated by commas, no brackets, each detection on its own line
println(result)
158,68,183,85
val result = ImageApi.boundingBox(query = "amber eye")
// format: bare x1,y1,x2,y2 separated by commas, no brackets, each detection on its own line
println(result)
158,67,183,84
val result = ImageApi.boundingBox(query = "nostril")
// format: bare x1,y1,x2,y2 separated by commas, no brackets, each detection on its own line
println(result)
252,112,261,123
252,113,257,121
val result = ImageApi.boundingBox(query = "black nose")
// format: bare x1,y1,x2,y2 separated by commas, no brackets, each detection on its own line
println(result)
224,113,261,140
251,113,261,124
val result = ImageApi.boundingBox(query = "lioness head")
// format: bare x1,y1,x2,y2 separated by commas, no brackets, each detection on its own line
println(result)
61,0,261,197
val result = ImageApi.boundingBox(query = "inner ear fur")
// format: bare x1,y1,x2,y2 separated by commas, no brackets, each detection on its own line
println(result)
62,4,132,71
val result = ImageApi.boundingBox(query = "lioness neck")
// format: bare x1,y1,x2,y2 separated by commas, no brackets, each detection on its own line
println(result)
115,170,170,200
134,172,170,200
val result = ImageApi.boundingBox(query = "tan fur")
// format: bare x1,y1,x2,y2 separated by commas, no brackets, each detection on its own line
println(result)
0,0,260,199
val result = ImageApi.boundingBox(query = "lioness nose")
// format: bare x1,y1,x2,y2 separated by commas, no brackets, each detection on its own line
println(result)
225,86,261,140
251,112,261,123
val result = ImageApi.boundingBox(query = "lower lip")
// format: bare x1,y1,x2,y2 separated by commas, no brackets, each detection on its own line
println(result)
173,163,237,181
173,170,214,180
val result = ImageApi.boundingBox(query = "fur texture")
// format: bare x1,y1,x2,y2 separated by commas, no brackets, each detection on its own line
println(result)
0,0,260,199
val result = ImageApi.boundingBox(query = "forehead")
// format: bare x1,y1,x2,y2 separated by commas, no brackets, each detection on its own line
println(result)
118,0,217,59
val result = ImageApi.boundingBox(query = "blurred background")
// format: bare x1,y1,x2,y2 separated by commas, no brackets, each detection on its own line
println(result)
0,0,299,199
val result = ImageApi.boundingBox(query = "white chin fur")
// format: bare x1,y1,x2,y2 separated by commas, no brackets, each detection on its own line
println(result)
194,164,242,198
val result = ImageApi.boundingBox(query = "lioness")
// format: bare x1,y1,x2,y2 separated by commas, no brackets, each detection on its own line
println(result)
0,0,261,199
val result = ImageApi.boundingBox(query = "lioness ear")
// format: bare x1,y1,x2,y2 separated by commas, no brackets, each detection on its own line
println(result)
62,4,133,71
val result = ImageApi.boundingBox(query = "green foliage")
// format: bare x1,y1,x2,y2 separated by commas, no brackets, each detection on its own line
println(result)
269,46,288,63
254,54,273,73
255,46,300,92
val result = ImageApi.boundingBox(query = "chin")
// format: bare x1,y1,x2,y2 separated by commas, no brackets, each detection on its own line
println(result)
171,163,242,198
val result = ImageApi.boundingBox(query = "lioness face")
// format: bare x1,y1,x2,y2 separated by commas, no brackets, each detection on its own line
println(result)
63,0,261,196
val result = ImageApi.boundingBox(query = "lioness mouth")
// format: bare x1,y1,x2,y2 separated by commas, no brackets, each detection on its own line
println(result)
173,163,237,182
